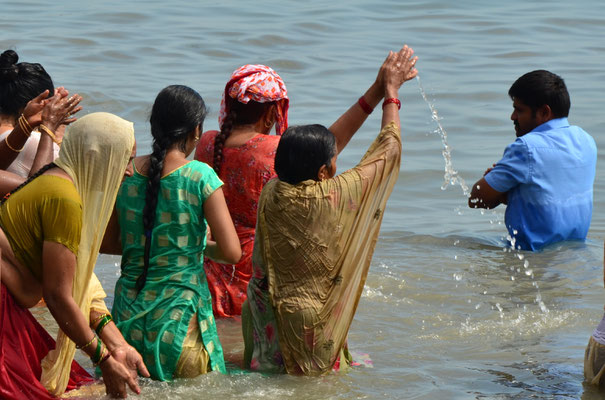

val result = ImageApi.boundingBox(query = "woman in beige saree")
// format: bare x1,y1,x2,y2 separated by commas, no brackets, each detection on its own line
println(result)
242,45,418,375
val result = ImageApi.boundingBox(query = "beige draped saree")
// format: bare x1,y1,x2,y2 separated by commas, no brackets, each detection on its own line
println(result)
244,121,401,375
40,112,134,395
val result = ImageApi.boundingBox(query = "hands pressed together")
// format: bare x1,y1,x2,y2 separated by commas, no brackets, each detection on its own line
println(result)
376,45,418,98
22,87,83,140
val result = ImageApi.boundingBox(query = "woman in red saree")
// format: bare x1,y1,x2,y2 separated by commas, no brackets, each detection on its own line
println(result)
195,64,289,318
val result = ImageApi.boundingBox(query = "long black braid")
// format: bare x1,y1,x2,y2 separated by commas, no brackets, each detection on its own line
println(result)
134,85,207,293
1,162,55,206
212,109,235,174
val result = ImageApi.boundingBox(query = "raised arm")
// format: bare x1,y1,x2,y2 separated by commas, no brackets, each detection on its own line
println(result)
329,45,418,154
0,91,50,170
0,88,82,174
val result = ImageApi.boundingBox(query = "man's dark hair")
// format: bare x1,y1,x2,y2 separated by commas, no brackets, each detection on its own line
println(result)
508,70,570,118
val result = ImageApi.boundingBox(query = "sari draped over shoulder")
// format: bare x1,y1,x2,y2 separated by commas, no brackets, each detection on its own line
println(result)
245,122,401,375
39,112,135,395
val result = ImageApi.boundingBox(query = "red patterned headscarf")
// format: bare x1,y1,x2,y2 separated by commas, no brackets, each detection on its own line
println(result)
219,64,289,135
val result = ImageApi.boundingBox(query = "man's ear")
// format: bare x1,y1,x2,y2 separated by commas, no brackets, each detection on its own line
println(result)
536,104,553,124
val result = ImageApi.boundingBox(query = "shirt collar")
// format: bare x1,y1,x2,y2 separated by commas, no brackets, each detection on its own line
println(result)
532,117,569,133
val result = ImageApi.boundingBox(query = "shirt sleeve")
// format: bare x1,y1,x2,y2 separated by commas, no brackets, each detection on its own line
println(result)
484,139,531,193
41,196,82,255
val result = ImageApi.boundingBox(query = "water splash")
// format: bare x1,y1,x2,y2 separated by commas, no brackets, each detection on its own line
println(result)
417,76,469,196
417,76,549,315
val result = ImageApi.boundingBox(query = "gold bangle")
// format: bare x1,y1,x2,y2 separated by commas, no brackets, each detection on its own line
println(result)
4,136,24,152
90,313,111,327
39,124,62,145
76,333,97,350
18,114,32,138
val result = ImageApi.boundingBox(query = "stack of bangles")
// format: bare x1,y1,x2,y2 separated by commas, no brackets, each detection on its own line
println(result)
4,114,33,153
75,313,114,366
77,333,111,366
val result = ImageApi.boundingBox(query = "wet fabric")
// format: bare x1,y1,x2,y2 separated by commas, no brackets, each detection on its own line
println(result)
219,64,289,135
112,161,226,381
195,130,280,317
243,122,401,375
484,118,596,251
0,129,60,178
0,175,82,281
39,112,135,395
0,283,93,399
592,312,605,345
585,336,605,388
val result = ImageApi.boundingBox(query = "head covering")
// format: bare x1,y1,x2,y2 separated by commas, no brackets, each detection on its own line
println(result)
39,112,135,395
219,64,289,135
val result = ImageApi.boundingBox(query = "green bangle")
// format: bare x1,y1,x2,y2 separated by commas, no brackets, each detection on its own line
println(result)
91,337,103,364
95,315,113,336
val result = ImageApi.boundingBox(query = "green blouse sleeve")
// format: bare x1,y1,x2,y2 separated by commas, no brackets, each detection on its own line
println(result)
198,162,224,201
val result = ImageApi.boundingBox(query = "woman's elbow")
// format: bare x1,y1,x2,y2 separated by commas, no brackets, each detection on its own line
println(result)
42,287,71,311
224,245,242,264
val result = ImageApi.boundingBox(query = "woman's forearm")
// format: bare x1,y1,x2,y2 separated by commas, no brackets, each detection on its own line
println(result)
45,290,99,357
329,82,384,154
90,309,128,352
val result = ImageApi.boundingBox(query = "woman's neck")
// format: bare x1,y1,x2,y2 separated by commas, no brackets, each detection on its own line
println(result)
225,123,269,147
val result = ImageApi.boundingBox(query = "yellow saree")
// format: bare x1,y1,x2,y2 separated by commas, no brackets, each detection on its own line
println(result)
40,112,134,395
245,121,401,375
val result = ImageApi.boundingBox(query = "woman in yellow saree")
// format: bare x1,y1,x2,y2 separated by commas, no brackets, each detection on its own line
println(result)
242,45,418,375
1,112,149,398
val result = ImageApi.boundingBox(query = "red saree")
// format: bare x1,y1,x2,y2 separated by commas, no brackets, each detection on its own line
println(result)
0,283,93,399
195,130,279,318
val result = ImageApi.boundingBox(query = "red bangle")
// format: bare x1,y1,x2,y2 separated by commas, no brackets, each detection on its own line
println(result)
358,96,373,114
382,98,401,110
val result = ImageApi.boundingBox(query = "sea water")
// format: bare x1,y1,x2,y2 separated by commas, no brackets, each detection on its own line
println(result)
5,0,605,398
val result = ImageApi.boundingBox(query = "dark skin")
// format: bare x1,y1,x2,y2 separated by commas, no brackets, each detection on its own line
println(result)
468,98,553,209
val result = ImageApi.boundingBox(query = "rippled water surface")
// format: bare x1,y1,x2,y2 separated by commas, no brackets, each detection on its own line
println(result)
4,0,605,398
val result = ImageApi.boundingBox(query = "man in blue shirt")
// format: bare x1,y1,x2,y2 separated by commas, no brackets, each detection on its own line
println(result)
468,70,597,251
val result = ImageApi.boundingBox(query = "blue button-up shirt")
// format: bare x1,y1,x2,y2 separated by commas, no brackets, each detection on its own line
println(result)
485,118,597,250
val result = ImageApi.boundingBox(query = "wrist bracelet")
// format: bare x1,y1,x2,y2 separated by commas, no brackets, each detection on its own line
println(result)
76,333,97,350
4,137,24,153
358,96,374,114
91,313,110,327
382,98,401,110
17,114,32,137
39,124,62,145
95,351,111,367
91,339,104,364
95,314,113,336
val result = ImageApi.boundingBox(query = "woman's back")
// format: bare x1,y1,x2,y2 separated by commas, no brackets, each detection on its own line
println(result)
117,160,217,276
113,159,226,380
196,130,278,229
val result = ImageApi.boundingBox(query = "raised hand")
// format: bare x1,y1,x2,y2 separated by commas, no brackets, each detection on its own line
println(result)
40,88,83,132
382,45,418,98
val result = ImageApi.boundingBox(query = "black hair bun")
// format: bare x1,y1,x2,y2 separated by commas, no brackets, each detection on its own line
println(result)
0,49,19,82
